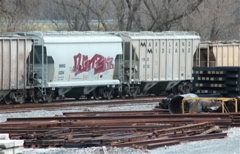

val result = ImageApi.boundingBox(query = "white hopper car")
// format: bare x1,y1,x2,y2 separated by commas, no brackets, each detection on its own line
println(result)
0,31,200,104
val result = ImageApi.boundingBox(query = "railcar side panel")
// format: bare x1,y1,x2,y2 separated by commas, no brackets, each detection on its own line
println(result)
138,39,146,81
228,46,234,66
166,40,173,80
186,40,193,79
160,40,167,80
153,40,160,80
173,40,180,80
146,40,153,80
35,34,123,88
233,46,240,66
0,41,1,89
222,46,228,66
2,40,10,90
0,38,32,90
121,32,200,84
193,40,200,77
180,40,186,80
198,43,240,67
46,43,120,81
214,47,223,66
11,41,17,89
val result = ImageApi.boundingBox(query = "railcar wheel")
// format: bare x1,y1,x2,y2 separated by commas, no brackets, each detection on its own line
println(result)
183,82,192,94
32,96,39,103
32,91,42,103
86,94,92,99
92,89,101,100
172,86,178,95
130,86,140,98
177,82,192,94
119,93,126,98
102,88,112,100
4,95,13,104
112,92,118,98
121,86,129,98
130,89,137,98
25,97,32,103
177,84,184,94
105,91,112,100
18,98,25,104
14,90,26,104
74,97,80,100
46,94,53,103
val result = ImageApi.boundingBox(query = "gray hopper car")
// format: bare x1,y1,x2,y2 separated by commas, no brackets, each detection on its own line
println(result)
0,31,200,104
0,37,32,104
118,31,200,97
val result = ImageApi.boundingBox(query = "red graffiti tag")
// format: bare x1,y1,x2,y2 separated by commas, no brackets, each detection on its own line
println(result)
72,53,114,76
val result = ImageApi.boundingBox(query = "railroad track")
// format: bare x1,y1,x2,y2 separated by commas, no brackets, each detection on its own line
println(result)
0,96,239,150
5,112,239,128
0,96,165,112
0,109,239,150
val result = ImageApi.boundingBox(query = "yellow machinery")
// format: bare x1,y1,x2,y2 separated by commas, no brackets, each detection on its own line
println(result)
181,97,238,114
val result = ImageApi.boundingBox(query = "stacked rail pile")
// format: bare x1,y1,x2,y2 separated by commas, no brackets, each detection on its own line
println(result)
0,110,239,150
193,67,240,97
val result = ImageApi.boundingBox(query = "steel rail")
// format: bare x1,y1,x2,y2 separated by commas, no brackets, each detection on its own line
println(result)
0,97,165,110
112,133,227,148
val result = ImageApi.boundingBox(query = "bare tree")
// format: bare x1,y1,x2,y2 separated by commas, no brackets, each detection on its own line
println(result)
111,0,126,31
80,0,112,31
139,0,203,31
0,0,239,40
48,0,92,31
125,0,142,31
201,0,236,40
49,0,112,31
110,0,203,31
179,0,239,40
0,0,45,32
110,0,143,31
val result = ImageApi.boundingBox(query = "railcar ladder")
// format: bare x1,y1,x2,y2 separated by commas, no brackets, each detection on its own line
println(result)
28,41,35,87
41,45,47,96
42,64,47,95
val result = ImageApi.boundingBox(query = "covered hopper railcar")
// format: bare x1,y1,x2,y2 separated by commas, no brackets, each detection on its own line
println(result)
0,36,32,104
117,31,200,97
17,31,123,102
0,31,200,104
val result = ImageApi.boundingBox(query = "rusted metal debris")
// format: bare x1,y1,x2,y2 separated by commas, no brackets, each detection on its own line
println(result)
0,110,239,150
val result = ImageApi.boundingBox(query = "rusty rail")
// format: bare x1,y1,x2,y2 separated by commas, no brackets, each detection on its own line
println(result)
0,110,239,150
